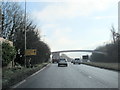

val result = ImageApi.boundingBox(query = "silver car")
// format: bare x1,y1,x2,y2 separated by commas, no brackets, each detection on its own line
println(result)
58,58,68,67
73,58,81,64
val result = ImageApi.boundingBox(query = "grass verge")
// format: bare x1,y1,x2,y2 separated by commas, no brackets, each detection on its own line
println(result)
2,62,49,88
82,62,120,71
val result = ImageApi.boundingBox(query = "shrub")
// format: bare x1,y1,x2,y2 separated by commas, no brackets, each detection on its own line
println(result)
2,42,16,67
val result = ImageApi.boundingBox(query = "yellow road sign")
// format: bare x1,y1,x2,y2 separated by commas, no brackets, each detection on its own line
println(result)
25,49,37,56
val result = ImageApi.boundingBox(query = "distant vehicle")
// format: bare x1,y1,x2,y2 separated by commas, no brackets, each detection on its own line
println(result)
87,60,90,62
71,60,74,63
73,58,81,64
52,59,59,63
58,58,68,67
52,53,60,63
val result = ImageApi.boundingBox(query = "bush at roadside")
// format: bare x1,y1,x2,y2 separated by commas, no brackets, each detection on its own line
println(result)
82,62,119,71
2,42,16,67
2,62,49,88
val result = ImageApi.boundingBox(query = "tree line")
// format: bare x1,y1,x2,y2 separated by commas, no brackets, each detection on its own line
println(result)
90,26,119,63
1,2,51,67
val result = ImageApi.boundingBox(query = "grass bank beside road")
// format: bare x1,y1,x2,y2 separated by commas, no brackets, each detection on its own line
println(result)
2,62,50,88
82,62,120,71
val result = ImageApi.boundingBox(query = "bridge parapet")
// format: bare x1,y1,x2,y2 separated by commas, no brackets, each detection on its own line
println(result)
52,50,107,55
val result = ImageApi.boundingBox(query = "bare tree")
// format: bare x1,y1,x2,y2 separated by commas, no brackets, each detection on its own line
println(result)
0,1,1,34
110,25,120,43
1,2,24,40
1,1,51,66
110,26,116,43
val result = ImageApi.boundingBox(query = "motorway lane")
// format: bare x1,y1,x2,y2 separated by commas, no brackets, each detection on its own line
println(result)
15,62,118,88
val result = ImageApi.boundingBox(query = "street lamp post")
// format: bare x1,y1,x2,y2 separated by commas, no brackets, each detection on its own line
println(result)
24,0,26,67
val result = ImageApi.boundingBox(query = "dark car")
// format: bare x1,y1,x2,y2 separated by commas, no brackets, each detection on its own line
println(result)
71,60,74,63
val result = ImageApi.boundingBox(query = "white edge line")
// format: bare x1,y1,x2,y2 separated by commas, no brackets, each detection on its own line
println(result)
11,63,50,88
28,63,50,78
12,80,26,88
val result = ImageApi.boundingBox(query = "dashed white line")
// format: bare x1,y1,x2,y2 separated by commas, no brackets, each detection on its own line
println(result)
88,76,92,79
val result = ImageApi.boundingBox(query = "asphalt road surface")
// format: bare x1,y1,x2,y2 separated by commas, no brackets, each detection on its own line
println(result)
15,62,118,88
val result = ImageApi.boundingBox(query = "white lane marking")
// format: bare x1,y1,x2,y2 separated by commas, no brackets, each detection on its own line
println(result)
28,64,50,78
12,80,26,88
88,76,92,78
12,63,50,88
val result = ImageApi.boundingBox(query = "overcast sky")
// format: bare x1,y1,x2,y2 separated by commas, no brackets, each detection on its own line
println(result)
14,0,118,58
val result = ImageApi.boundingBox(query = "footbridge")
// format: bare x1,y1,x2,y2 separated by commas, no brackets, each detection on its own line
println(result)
51,50,107,61
52,50,107,55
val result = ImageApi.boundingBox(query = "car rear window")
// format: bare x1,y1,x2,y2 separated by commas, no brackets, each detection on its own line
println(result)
75,58,80,60
60,59,66,61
